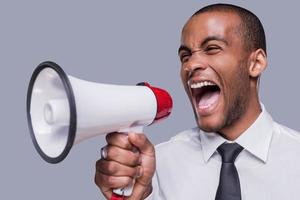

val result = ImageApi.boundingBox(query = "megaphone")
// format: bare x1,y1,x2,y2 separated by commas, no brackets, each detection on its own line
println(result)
26,61,172,197
27,61,172,165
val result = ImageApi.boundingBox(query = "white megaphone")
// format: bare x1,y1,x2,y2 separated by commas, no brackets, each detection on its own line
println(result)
26,61,172,197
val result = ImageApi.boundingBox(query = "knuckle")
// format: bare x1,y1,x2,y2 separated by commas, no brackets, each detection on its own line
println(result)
106,175,115,186
106,162,117,174
100,174,114,188
120,135,131,149
106,175,123,187
106,146,117,160
105,175,133,188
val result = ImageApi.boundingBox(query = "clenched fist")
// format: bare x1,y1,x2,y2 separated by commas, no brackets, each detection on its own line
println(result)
95,132,155,200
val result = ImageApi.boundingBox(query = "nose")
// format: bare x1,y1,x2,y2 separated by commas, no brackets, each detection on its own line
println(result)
183,50,207,73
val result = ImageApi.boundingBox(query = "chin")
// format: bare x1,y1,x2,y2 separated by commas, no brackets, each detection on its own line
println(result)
196,115,226,133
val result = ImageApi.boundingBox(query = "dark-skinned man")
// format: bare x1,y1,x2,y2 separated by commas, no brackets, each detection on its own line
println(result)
95,4,300,200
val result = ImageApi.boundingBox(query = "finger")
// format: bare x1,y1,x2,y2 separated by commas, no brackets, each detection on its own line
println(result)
105,145,141,167
128,133,155,156
106,132,134,150
94,175,112,199
95,171,133,189
96,159,142,178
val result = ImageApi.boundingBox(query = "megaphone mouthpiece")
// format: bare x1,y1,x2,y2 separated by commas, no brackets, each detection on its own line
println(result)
44,99,69,125
144,83,172,122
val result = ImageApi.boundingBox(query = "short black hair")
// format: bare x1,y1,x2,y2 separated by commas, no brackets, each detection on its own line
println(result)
192,3,266,54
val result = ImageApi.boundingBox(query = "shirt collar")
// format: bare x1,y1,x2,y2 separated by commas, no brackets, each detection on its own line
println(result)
199,103,274,163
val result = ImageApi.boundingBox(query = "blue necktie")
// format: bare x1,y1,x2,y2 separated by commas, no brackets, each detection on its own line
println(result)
215,142,244,200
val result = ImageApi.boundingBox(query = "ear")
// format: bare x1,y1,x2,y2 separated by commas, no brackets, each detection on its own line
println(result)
248,48,267,78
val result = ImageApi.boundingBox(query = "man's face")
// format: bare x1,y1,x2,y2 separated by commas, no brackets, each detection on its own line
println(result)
179,11,251,133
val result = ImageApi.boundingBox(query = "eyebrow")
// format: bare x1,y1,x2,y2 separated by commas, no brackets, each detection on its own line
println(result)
178,35,229,55
178,45,191,55
202,35,228,47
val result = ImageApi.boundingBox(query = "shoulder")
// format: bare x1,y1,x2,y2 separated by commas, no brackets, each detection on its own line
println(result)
154,127,202,157
272,122,300,155
262,104,300,143
154,127,204,175
266,121,300,168
274,122,300,141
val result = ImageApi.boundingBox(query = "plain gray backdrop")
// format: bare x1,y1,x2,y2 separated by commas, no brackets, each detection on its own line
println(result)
1,0,300,199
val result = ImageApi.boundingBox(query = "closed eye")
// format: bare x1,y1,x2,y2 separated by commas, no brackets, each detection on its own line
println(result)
205,45,222,55
179,52,191,63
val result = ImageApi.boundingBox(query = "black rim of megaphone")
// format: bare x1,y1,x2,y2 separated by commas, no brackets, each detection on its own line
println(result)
26,61,77,164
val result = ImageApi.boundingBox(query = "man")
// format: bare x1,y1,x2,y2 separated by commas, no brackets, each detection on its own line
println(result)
95,3,300,200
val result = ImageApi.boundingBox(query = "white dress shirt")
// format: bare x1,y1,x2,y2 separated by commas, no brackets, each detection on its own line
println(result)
145,105,300,199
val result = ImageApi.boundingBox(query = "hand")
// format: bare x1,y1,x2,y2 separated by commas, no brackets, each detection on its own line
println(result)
95,132,155,200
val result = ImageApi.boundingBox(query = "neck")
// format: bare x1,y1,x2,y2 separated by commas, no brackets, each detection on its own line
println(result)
219,97,262,141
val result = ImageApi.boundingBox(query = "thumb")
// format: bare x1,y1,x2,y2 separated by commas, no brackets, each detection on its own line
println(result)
128,133,155,156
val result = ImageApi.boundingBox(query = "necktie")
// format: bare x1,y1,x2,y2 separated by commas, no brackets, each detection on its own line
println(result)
215,142,244,200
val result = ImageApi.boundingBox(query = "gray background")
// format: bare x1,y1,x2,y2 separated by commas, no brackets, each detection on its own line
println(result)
1,0,299,199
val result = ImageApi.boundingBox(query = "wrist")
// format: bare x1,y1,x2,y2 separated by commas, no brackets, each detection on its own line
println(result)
141,182,152,199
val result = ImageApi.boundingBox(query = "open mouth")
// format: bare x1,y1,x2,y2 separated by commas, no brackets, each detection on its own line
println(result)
190,80,221,115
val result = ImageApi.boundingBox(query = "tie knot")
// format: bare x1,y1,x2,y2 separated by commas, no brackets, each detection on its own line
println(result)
217,142,243,163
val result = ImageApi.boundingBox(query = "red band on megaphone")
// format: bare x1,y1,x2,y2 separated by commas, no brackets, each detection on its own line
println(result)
111,193,124,200
140,82,173,123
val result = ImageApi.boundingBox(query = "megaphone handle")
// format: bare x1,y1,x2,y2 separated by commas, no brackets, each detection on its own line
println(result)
113,181,134,196
112,126,144,197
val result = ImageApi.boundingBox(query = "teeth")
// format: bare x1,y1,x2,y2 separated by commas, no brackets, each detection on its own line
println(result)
190,81,216,89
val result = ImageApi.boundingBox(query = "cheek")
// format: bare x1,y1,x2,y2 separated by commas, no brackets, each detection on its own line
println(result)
215,59,249,105
226,64,250,102
213,53,247,82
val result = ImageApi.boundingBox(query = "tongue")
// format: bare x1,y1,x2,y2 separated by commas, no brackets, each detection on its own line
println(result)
198,90,220,107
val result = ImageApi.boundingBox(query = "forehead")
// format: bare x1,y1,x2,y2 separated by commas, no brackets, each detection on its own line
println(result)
181,11,242,46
